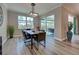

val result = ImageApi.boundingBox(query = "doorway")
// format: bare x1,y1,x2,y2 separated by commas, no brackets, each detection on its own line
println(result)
68,15,76,35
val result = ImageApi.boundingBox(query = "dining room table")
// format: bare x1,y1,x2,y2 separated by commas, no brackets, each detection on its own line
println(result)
23,30,43,49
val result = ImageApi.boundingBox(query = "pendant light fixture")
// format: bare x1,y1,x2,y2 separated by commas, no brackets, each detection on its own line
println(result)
28,3,39,17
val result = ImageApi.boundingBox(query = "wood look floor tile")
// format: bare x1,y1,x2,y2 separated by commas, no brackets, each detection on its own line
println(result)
2,35,79,55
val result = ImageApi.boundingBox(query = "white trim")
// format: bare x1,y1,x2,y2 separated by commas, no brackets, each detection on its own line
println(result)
3,3,8,9
48,4,62,14
41,4,62,18
2,38,7,45
14,34,22,37
54,37,66,41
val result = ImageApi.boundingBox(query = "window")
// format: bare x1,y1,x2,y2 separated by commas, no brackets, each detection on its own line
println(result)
18,16,34,29
18,16,26,29
27,17,34,29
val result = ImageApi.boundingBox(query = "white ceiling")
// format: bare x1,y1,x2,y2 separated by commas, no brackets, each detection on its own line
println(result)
64,3,79,15
5,3,62,15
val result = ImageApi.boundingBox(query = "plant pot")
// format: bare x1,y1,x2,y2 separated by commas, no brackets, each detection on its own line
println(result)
10,35,13,39
7,25,15,39
67,31,73,41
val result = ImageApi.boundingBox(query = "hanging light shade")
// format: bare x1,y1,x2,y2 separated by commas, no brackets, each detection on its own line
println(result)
28,3,39,17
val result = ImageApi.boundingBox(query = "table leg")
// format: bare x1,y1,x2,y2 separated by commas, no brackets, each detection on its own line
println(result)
31,36,33,49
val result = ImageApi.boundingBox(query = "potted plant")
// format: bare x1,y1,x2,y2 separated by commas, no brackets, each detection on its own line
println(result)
7,25,15,39
67,22,73,41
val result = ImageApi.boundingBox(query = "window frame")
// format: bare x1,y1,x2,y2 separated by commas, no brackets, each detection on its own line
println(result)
18,16,27,29
18,16,34,29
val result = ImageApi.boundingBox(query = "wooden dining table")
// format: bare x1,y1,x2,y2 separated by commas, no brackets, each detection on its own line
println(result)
23,30,43,49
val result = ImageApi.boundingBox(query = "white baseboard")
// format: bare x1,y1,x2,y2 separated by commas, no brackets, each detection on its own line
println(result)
2,37,8,46
54,37,66,41
14,35,22,37
2,35,22,46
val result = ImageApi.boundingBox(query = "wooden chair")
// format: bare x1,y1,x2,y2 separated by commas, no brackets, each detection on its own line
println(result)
34,32,46,49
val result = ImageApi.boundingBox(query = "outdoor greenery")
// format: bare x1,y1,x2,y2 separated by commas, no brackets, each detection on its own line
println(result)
41,15,54,31
68,22,73,31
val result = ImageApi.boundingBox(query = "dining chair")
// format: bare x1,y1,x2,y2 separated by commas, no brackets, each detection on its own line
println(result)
39,30,45,32
34,32,46,49
22,30,31,45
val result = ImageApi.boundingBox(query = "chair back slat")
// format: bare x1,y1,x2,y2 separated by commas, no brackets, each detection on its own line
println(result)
22,30,31,39
37,32,46,41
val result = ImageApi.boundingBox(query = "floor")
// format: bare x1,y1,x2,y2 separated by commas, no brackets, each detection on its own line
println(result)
2,35,79,55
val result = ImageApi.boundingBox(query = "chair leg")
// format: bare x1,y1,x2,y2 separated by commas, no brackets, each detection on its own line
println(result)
24,41,26,43
44,40,46,47
37,41,39,50
24,38,26,43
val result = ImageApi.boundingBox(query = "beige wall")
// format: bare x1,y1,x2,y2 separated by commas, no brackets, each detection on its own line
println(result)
0,4,7,45
75,16,78,34
76,16,79,34
8,10,27,36
78,19,79,34
42,6,65,41
61,7,69,40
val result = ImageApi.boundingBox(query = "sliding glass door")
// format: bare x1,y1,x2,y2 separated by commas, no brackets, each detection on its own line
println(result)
41,18,46,31
41,15,55,35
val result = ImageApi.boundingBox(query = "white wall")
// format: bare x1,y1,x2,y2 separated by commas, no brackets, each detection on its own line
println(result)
0,4,7,45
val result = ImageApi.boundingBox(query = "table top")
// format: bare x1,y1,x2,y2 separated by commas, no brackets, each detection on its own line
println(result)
23,30,43,35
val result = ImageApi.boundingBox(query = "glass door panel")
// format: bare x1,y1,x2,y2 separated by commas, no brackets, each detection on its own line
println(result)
41,15,55,35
